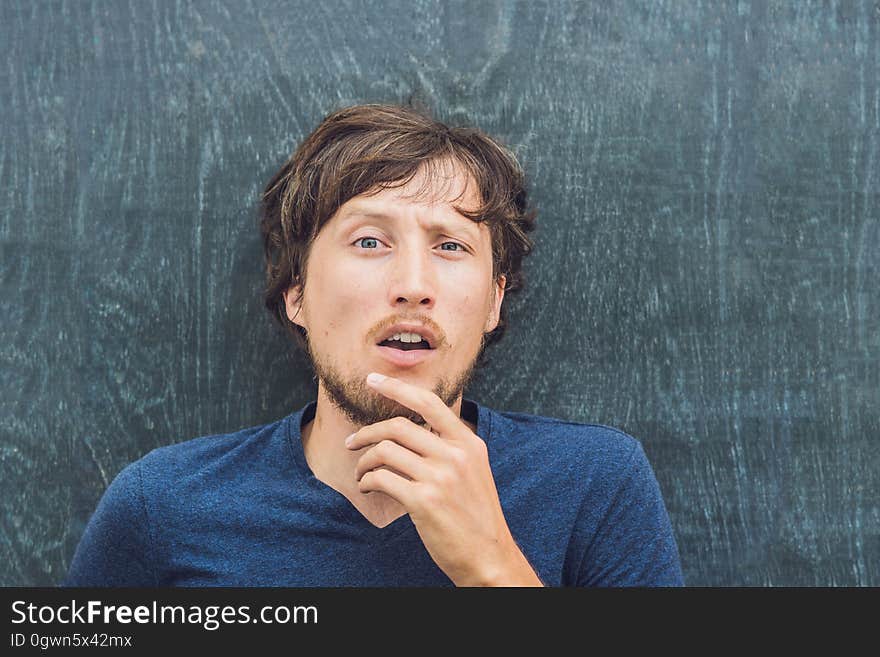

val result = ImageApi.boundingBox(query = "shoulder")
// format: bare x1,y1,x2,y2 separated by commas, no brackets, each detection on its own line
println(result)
478,403,651,508
484,405,642,468
128,416,289,505
64,416,291,586
137,416,286,474
475,404,683,586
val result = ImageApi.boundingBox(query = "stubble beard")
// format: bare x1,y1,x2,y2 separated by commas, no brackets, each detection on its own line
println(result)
304,334,485,429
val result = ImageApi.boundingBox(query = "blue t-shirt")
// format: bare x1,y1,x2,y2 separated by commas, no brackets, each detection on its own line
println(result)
63,399,684,587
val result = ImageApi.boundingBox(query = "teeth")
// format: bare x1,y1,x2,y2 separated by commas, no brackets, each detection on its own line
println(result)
388,332,426,344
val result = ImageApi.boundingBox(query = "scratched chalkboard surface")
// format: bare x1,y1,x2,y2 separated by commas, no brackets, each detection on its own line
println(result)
1,1,877,586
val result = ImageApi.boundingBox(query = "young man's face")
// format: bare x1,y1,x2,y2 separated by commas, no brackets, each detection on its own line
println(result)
282,159,506,428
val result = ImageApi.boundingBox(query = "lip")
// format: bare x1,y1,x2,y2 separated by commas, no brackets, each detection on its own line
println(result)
375,344,437,368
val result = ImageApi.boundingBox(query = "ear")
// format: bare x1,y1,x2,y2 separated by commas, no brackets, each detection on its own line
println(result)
282,283,308,331
485,274,506,333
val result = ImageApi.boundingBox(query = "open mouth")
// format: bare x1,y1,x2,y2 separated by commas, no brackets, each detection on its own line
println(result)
376,339,433,351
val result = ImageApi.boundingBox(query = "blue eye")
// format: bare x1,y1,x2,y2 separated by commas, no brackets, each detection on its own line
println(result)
353,237,466,252
354,237,381,249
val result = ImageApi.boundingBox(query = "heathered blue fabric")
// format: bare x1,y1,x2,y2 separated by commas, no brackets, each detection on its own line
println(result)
63,398,684,587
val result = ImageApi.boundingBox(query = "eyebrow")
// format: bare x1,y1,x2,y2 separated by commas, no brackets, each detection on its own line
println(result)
339,208,481,242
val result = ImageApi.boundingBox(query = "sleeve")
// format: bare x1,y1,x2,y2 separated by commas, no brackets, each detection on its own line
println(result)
61,460,159,587
577,440,685,587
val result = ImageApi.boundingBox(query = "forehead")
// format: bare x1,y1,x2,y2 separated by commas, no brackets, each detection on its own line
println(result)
332,159,487,239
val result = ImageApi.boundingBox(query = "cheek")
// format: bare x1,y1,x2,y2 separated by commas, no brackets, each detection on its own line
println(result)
306,261,370,336
348,278,376,315
451,291,474,315
448,286,493,341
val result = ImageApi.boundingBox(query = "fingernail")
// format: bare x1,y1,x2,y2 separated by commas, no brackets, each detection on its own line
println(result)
367,372,386,386
345,433,355,447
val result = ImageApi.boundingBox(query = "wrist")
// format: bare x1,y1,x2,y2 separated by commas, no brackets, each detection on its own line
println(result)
462,539,545,587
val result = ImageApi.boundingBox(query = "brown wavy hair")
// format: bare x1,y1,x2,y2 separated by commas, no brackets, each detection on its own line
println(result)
259,102,537,369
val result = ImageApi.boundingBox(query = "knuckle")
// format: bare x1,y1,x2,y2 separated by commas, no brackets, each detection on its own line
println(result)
393,416,410,431
449,447,468,469
434,467,454,488
419,484,442,508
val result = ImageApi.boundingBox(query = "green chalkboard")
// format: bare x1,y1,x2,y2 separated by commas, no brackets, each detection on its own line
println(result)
1,0,877,586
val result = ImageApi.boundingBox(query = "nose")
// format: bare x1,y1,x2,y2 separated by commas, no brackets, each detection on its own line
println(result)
387,241,437,309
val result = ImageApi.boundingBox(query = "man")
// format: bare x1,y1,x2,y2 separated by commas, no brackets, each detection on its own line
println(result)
64,103,684,586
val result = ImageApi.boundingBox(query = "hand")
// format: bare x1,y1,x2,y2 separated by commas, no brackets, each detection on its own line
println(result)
345,372,543,586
